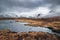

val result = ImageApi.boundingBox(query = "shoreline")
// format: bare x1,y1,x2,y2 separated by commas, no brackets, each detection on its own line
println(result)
0,17,60,40
15,17,60,32
0,17,60,32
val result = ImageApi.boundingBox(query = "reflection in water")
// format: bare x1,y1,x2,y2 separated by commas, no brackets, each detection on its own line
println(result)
0,20,60,36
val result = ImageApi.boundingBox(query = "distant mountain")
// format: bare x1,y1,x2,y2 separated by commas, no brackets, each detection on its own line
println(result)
0,14,18,18
0,13,60,18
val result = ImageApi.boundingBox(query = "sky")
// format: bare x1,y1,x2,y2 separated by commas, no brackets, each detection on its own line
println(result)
0,0,60,18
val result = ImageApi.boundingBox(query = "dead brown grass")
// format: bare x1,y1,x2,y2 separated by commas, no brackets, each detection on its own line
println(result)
0,30,59,40
16,17,60,31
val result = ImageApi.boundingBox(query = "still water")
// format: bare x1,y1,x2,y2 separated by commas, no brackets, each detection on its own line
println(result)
0,20,60,36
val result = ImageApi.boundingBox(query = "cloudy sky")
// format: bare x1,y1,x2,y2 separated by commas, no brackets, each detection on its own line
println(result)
0,0,60,18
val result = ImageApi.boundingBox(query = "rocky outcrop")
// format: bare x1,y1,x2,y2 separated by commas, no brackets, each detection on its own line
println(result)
0,30,60,40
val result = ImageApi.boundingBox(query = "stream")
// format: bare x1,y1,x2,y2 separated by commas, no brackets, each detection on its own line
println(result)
0,20,60,36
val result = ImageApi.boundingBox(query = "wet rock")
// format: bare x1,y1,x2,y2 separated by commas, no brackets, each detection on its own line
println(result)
47,27,60,33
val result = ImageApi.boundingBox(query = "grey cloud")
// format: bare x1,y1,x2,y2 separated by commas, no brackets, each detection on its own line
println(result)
0,0,60,18
0,0,43,8
0,0,44,13
0,0,60,10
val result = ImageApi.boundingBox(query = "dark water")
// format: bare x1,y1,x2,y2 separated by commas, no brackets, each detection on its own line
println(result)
0,20,60,36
